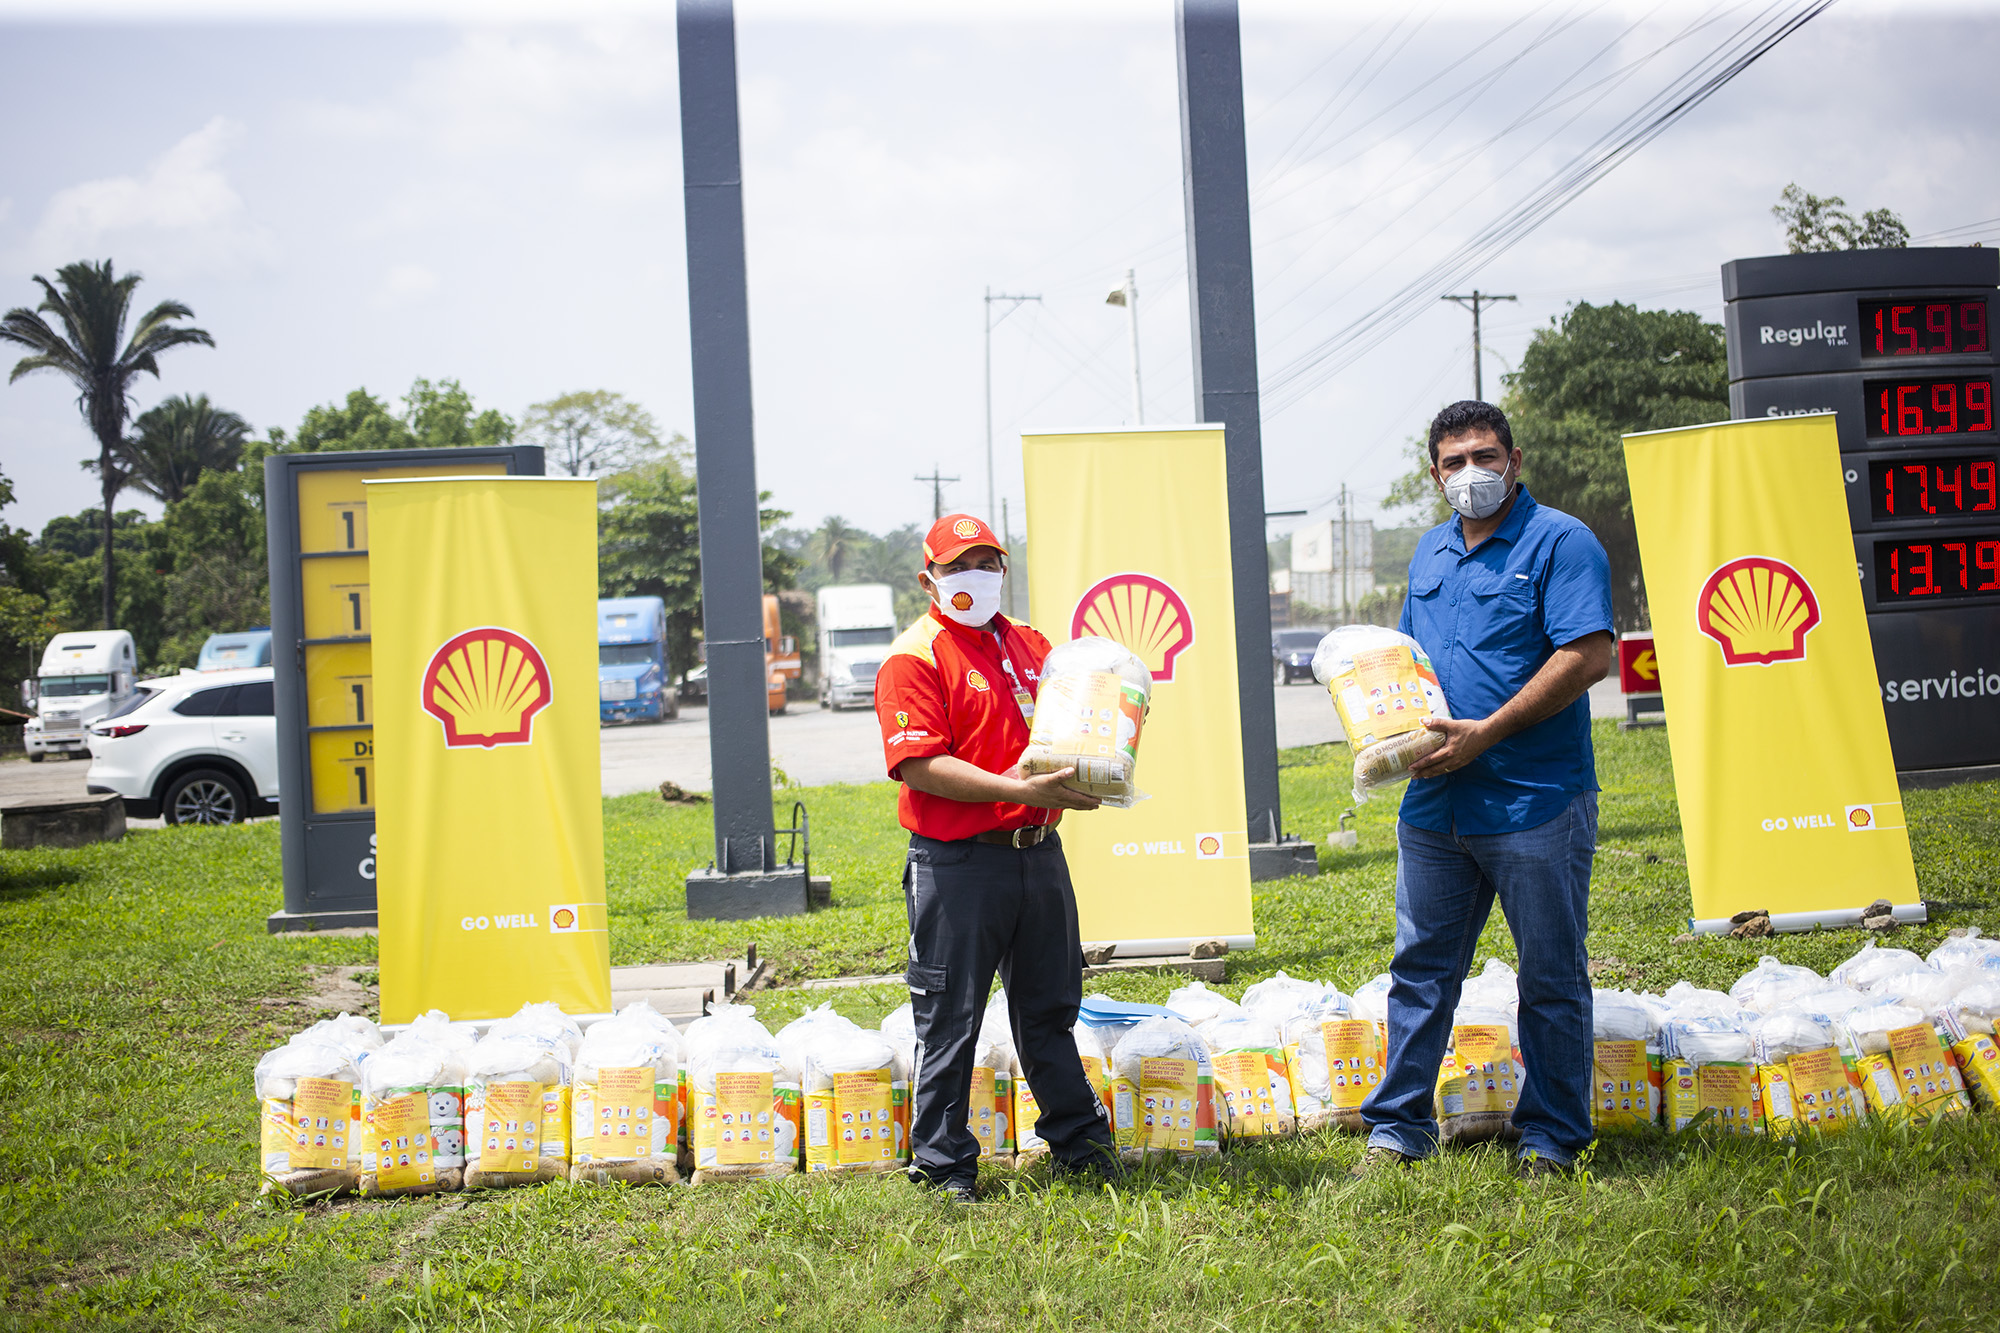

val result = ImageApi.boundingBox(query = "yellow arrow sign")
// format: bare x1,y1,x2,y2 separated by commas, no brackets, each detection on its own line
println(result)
1630,648,1657,682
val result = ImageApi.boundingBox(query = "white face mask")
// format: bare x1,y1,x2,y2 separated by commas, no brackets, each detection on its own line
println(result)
929,568,1005,627
1442,457,1516,520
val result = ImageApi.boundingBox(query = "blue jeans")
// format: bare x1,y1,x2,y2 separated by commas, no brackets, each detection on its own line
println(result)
1362,791,1597,1164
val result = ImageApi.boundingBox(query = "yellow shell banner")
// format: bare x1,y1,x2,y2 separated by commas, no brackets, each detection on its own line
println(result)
367,476,610,1023
1023,427,1253,950
1623,415,1917,927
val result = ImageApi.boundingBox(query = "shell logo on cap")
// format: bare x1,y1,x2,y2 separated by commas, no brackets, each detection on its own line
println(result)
1697,556,1820,667
966,669,990,692
952,518,982,539
1070,572,1194,683
423,626,553,748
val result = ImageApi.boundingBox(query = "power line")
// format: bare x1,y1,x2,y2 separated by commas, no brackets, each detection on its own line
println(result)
915,465,960,522
1440,291,1518,401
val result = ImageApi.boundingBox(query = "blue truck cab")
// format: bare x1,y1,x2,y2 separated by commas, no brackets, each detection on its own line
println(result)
598,596,674,724
196,628,273,671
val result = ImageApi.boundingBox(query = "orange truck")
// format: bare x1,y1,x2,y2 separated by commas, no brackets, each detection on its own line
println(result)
764,594,800,715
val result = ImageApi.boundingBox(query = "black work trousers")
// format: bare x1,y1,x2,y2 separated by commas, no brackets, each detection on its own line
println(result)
902,831,1113,1187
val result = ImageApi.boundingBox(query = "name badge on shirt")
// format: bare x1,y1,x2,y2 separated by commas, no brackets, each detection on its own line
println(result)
1014,690,1035,721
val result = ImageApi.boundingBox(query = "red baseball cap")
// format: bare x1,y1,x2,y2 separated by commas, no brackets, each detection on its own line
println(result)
923,513,1009,566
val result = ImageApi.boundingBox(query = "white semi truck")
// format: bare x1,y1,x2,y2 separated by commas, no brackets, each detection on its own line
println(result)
815,584,897,711
21,630,138,762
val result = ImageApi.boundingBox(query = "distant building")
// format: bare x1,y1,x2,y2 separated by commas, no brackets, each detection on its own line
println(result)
1289,518,1374,612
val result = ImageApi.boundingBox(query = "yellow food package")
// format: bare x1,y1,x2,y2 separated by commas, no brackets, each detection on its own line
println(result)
1856,1024,1971,1123
1310,626,1452,800
804,1069,898,1174
1211,1048,1294,1139
1663,1058,1762,1134
1951,1034,2000,1111
967,1065,1015,1160
691,1072,802,1181
1591,1039,1653,1133
1112,1057,1219,1159
1015,638,1151,807
1436,1025,1520,1143
1320,1018,1386,1131
1758,1047,1862,1136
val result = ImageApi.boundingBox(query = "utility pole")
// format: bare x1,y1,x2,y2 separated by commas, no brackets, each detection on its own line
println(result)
984,288,1040,524
916,465,959,521
1338,483,1350,624
1104,269,1144,423
1440,290,1516,401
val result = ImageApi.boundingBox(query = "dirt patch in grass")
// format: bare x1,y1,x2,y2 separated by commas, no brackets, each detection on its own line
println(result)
258,963,378,1019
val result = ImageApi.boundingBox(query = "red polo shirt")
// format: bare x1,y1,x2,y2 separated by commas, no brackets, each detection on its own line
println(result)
875,607,1057,841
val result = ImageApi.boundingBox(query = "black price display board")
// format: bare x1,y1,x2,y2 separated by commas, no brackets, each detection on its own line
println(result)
1725,246,2000,774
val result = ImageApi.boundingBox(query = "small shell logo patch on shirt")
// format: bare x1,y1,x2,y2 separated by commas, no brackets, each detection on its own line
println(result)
953,518,982,539
1696,555,1820,667
966,669,990,692
951,591,976,611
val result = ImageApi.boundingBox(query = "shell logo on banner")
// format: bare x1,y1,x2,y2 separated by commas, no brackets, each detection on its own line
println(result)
1696,556,1821,667
1070,573,1194,683
423,626,554,748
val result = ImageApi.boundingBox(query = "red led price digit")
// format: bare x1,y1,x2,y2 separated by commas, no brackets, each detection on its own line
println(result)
1977,541,2000,592
1882,466,1895,514
1968,380,1994,433
1973,460,1997,512
1945,542,1970,590
1926,304,1953,353
1908,544,1937,595
1897,384,1924,435
1891,305,1918,354
1932,382,1959,434
1937,465,1963,512
1905,464,1933,513
1889,546,1900,594
1966,302,1990,355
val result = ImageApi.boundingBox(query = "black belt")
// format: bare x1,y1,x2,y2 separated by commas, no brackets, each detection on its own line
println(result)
971,825,1051,848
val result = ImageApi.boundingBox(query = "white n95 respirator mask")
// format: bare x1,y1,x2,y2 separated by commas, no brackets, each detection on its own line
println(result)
930,568,1004,627
1442,459,1516,520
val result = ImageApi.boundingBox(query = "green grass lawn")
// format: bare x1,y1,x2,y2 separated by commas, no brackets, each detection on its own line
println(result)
2,722,1997,1330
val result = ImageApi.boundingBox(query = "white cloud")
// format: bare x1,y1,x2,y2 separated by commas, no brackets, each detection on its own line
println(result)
24,116,275,275
372,262,442,308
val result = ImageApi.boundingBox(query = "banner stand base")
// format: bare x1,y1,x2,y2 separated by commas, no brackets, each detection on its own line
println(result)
1249,838,1318,882
686,867,830,922
267,908,378,934
1691,901,1927,935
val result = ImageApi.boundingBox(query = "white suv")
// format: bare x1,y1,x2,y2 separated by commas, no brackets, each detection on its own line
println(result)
85,667,280,825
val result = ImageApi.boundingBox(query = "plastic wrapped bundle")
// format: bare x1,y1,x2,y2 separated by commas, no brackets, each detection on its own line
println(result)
1947,980,2000,1110
1929,928,2000,974
1751,1012,1862,1136
1239,971,1330,1032
256,1036,363,1196
1837,997,1970,1123
1659,1011,1760,1136
1590,990,1659,1133
800,1025,901,1175
1204,1014,1296,1140
1016,1026,1112,1159
970,999,1017,1163
1284,992,1380,1133
685,1005,800,1183
1015,636,1152,808
463,1031,573,1189
1435,1004,1523,1144
489,1001,585,1058
1829,941,1935,995
1109,1016,1219,1161
1460,960,1520,1018
1165,980,1244,1034
1349,973,1393,1052
1310,625,1452,801
570,1013,681,1185
1790,985,1870,1029
776,1004,861,1093
1729,957,1825,1015
358,1030,466,1196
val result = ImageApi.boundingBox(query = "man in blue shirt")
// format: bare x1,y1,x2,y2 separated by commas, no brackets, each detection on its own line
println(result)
1355,400,1614,1179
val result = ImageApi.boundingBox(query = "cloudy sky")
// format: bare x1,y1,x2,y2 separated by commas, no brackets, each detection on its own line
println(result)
2,0,1996,547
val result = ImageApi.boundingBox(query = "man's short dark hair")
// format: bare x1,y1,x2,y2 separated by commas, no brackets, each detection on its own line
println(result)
1427,400,1513,465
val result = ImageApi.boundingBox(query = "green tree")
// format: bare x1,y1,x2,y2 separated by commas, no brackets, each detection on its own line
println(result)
278,387,413,453
35,507,169,665
118,393,250,503
599,460,703,678
520,390,671,477
1773,184,1910,254
268,378,513,455
405,377,514,450
153,468,268,669
0,260,213,629
811,515,867,584
1501,301,1729,629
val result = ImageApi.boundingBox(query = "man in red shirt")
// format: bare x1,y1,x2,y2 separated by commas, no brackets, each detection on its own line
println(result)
875,513,1116,1200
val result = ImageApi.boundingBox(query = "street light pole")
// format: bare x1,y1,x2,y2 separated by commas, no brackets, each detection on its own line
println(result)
1105,269,1143,423
984,288,1040,525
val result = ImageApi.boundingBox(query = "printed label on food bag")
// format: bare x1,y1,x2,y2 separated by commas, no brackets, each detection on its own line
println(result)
1695,1062,1761,1135
370,1092,435,1188
1029,672,1144,766
1211,1049,1292,1137
1139,1056,1215,1154
652,1078,677,1155
1780,1047,1860,1133
578,1066,653,1164
707,1071,778,1165
540,1086,570,1160
831,1070,894,1167
260,1098,293,1173
291,1077,353,1169
1950,1035,2000,1110
1322,1019,1384,1111
1015,1081,1044,1151
1591,1040,1651,1131
1451,1026,1517,1115
1332,646,1440,746
426,1087,465,1168
1663,1057,1699,1131
477,1083,545,1171
968,1067,1002,1158
1880,1025,1970,1120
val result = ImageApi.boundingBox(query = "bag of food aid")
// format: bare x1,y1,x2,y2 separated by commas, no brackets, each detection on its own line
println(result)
1946,980,2000,1110
1590,989,1659,1134
1829,941,1935,995
1285,992,1382,1133
1204,1014,1296,1140
570,1013,682,1185
1349,973,1392,1048
1929,928,2000,974
1750,1012,1863,1136
797,1025,902,1176
489,1001,585,1058
1837,997,1971,1124
1310,625,1452,801
1239,971,1329,1032
462,1030,573,1189
1165,980,1244,1035
1729,956,1826,1016
1015,636,1153,808
1109,1016,1220,1162
969,1003,1017,1164
879,1003,919,1162
256,1035,364,1196
1658,1002,1762,1136
1016,1025,1113,1159
685,1005,801,1183
358,1030,466,1197
1435,1005,1524,1144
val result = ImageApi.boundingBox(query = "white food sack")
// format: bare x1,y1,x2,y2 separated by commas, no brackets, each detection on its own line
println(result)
1729,956,1824,1015
801,1025,902,1175
358,1031,466,1197
1203,1014,1295,1139
1828,941,1933,995
571,1013,680,1185
1310,625,1451,801
685,1005,799,1182
1165,980,1243,1034
1015,636,1153,808
463,1031,573,1189
1108,1016,1220,1160
256,1037,362,1196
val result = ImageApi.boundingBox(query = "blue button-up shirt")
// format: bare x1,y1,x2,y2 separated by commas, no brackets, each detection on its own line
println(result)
1397,485,1613,835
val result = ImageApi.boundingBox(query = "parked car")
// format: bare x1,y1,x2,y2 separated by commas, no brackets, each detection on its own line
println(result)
1272,628,1326,684
84,666,279,825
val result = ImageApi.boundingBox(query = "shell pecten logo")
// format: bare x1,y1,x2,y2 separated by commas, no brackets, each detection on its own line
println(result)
1696,556,1820,667
1070,572,1193,683
423,626,553,748
952,517,982,539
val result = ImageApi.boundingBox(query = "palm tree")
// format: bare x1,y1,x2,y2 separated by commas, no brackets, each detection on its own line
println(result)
120,394,250,504
1,260,214,629
814,515,865,583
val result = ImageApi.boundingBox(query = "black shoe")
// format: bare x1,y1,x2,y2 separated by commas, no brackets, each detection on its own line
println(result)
1514,1152,1573,1182
1348,1145,1417,1179
910,1172,979,1203
1051,1149,1128,1189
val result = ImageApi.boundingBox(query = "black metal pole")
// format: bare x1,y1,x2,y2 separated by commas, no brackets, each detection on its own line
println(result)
679,0,775,876
1177,0,1286,854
